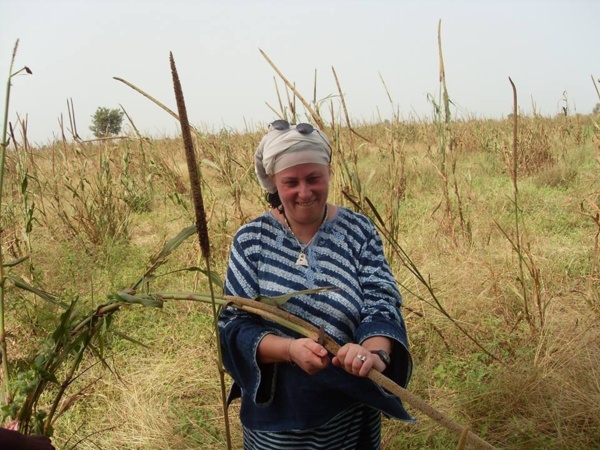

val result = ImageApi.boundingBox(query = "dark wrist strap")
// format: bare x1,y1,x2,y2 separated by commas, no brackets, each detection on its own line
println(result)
370,349,391,367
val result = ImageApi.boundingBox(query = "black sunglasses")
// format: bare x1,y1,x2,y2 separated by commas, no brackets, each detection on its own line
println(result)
269,119,332,162
270,120,315,135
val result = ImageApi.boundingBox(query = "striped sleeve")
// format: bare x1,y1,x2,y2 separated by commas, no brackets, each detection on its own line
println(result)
218,220,280,406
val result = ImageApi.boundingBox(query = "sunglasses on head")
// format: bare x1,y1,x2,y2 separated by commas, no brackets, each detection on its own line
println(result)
270,119,315,135
268,119,333,163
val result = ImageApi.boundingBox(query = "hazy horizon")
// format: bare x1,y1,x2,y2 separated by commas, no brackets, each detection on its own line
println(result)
1,0,598,145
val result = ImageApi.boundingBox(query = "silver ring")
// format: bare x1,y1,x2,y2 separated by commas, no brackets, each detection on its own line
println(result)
356,354,367,362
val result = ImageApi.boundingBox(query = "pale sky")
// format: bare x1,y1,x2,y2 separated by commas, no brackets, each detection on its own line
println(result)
1,0,598,145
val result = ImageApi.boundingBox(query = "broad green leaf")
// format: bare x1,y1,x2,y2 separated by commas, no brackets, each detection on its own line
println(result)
156,225,197,260
132,225,197,290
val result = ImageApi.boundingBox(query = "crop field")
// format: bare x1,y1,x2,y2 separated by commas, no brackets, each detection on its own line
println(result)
1,44,599,450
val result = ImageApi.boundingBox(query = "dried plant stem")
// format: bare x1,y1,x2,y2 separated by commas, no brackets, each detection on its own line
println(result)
0,49,15,408
331,66,371,143
43,339,87,433
259,49,325,130
436,19,459,245
438,20,451,125
264,77,289,121
272,76,286,119
508,77,534,332
592,74,600,101
333,66,352,135
312,69,317,106
113,76,203,141
264,101,283,120
169,52,232,450
377,72,405,261
509,78,518,193
118,103,143,139
113,77,179,122
457,426,470,450
0,39,30,408
66,97,80,140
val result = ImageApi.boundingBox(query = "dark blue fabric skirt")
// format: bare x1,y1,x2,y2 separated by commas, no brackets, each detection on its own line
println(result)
242,403,381,450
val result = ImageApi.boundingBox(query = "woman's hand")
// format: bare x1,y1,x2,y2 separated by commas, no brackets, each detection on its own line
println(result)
288,338,330,375
332,343,386,377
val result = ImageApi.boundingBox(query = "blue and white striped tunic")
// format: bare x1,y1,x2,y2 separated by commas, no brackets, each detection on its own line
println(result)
219,206,413,449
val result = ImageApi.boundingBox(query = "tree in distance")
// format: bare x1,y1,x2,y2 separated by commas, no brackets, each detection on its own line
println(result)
89,107,124,138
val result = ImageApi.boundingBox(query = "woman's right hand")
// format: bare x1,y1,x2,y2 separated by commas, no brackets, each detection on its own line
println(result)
288,338,329,375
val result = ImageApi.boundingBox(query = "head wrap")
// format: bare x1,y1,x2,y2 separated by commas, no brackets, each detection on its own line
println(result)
255,123,331,193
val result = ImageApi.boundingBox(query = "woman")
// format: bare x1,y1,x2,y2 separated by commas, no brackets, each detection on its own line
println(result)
218,120,413,449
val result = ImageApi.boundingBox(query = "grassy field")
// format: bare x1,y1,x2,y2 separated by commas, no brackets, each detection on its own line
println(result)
0,107,598,449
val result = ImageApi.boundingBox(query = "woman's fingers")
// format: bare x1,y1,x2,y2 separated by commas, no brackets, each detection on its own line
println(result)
290,338,329,375
334,344,374,377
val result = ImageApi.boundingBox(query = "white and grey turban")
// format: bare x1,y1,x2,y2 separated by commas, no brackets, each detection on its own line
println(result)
254,123,331,193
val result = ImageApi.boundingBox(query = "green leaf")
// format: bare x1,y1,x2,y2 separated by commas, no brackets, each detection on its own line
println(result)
3,255,29,268
184,267,224,290
132,226,197,290
112,330,151,349
34,354,46,369
9,275,68,308
20,173,28,193
52,298,79,343
112,292,164,308
38,368,59,384
201,158,222,173
157,225,197,260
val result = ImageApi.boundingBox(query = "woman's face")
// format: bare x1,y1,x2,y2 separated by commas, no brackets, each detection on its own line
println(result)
272,163,331,227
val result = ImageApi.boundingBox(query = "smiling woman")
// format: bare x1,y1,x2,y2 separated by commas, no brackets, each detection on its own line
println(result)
275,167,330,267
273,163,331,246
218,121,413,450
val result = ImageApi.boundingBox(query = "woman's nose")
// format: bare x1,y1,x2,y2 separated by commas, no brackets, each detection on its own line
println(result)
298,182,311,198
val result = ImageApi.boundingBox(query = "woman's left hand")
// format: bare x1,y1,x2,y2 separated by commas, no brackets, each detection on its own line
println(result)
332,343,386,377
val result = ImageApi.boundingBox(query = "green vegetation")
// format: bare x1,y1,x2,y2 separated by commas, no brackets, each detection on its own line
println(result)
89,106,124,138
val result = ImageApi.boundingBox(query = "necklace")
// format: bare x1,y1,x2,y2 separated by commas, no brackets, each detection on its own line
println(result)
280,205,328,266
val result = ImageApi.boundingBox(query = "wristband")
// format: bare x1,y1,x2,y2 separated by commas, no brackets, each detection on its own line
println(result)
370,349,391,367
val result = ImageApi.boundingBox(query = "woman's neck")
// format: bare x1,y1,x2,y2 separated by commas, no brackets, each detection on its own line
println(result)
278,204,329,244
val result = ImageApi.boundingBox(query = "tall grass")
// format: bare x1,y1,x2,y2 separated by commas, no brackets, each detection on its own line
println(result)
1,39,34,414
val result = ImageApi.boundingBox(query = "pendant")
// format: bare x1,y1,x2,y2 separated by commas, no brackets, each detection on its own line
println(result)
295,252,308,266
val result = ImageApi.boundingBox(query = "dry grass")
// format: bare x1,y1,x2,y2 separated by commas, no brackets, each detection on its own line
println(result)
51,302,244,450
2,112,599,449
